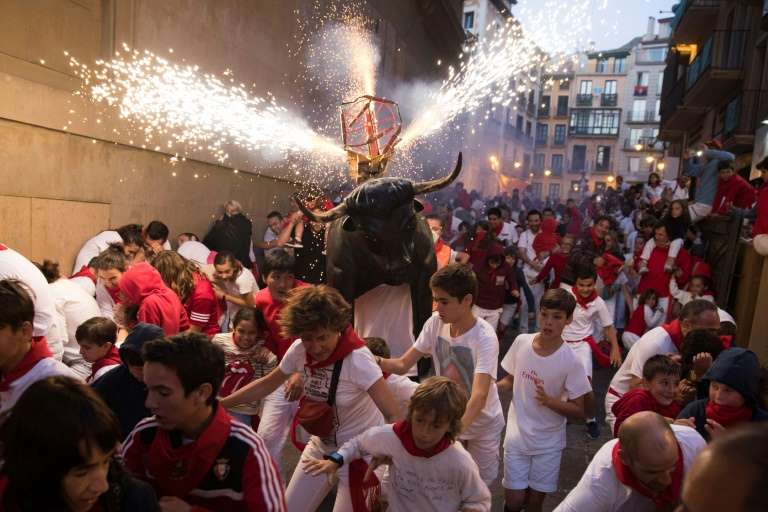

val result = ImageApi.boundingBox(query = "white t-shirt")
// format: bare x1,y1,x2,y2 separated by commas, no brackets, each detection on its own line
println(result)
262,227,281,256
48,278,100,371
385,373,418,417
219,268,259,330
177,241,212,266
496,222,519,246
0,357,81,424
562,291,613,341
354,284,415,375
72,230,122,274
337,424,491,512
518,229,540,280
554,425,706,512
414,314,504,440
279,341,384,446
501,334,591,454
69,275,96,297
608,326,676,397
0,247,63,360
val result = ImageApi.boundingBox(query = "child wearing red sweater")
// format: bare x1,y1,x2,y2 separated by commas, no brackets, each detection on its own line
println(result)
611,354,682,436
532,235,574,289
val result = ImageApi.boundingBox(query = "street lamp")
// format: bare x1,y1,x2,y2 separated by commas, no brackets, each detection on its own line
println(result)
606,175,615,183
634,143,643,151
514,161,522,168
544,169,551,177
657,161,666,171
645,156,655,164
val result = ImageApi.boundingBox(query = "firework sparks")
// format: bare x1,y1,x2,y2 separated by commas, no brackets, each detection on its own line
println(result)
69,46,345,166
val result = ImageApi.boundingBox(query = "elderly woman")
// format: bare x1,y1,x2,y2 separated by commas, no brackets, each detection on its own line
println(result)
222,285,401,512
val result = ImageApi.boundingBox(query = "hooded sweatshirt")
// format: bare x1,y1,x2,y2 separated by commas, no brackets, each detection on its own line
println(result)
92,323,165,438
712,174,756,215
475,244,517,310
119,263,189,335
677,347,768,440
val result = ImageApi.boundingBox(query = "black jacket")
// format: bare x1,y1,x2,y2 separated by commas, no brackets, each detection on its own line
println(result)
203,213,253,267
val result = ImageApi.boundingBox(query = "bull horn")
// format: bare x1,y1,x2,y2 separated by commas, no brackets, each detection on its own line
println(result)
412,152,463,196
292,194,347,223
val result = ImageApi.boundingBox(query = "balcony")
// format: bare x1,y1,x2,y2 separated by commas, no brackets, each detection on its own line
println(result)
555,106,569,118
537,106,551,118
514,128,535,149
671,0,720,43
721,90,768,154
576,94,593,107
659,71,707,139
592,160,613,174
634,85,649,97
626,110,660,123
684,30,747,106
601,94,618,107
623,138,665,152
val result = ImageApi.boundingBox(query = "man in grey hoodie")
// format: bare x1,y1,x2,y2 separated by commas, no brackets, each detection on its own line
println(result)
683,139,735,222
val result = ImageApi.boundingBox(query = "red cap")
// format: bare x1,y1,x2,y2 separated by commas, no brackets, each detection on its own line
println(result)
704,139,723,150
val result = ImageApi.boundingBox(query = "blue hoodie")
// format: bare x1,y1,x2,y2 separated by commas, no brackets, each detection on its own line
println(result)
92,323,164,438
678,347,768,440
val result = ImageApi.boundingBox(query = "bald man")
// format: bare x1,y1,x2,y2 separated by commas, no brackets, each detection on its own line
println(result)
677,425,768,512
555,412,705,511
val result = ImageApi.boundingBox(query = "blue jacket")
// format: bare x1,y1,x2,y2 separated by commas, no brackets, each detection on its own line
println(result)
685,149,735,206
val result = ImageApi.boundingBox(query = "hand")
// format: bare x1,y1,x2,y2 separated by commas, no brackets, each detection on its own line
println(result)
534,382,553,408
511,289,520,298
674,417,696,429
302,457,339,477
692,352,714,378
677,379,697,404
284,373,303,401
159,497,192,512
610,345,623,367
212,283,225,300
705,418,727,439
364,455,392,483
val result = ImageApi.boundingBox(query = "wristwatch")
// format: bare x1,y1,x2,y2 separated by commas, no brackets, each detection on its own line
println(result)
324,452,344,467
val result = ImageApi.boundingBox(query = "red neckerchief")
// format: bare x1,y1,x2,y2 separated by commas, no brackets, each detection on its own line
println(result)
719,335,733,349
147,403,231,497
393,420,451,458
661,320,684,351
0,337,52,391
71,265,97,285
612,440,683,510
705,401,753,427
572,286,598,309
0,243,6,250
590,227,604,251
492,224,503,236
304,325,365,369
90,345,122,378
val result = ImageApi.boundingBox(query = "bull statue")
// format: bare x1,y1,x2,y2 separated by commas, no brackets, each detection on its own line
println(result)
295,153,462,346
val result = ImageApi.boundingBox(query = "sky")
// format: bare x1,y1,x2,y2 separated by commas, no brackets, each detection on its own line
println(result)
513,0,677,51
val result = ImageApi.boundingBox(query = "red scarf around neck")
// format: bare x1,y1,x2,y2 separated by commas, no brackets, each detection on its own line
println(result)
71,265,97,285
572,286,598,309
612,441,684,510
705,401,753,427
0,337,52,391
661,320,684,351
147,403,230,498
90,345,122,378
393,420,452,458
304,325,365,369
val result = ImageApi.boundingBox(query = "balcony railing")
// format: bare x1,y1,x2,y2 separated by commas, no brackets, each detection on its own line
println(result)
537,107,550,118
686,30,747,91
576,94,593,107
671,0,720,31
627,110,659,123
601,93,618,107
555,106,569,117
623,138,665,151
552,136,567,147
634,85,649,97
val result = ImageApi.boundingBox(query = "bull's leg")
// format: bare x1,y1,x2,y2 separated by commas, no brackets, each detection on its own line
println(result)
412,271,434,380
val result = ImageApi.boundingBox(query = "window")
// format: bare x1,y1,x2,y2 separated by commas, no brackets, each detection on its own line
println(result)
637,72,649,87
463,11,474,30
554,124,566,145
516,115,524,131
657,73,664,94
655,99,661,121
596,58,608,73
579,80,593,94
556,96,569,116
559,79,570,90
525,121,532,136
569,109,620,136
523,154,531,171
530,183,543,199
596,146,611,170
604,80,617,95
535,123,548,143
551,154,564,175
629,157,641,173
613,57,626,73
631,99,647,121
629,128,643,144
539,95,551,116
572,145,587,171
548,183,561,199
533,153,546,171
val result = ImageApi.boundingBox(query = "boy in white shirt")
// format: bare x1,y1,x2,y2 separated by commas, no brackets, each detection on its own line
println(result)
303,376,491,512
562,268,622,439
379,263,505,485
497,288,591,512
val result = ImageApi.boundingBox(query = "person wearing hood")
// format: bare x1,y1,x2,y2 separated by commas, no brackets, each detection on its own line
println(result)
677,347,768,441
118,262,189,335
92,323,164,438
472,245,518,332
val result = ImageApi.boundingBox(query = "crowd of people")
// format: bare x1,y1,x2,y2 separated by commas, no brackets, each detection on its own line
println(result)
0,143,767,511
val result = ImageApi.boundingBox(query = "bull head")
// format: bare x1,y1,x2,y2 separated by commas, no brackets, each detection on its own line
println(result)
293,152,463,223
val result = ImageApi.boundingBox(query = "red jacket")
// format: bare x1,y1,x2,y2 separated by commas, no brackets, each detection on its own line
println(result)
754,183,768,237
253,281,307,361
185,273,220,336
611,388,682,437
535,252,568,288
474,246,517,310
712,175,756,214
637,245,674,298
120,263,189,335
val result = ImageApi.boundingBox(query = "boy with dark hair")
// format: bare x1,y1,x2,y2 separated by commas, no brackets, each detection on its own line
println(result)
518,210,545,332
0,279,79,423
611,354,682,436
488,206,517,246
75,316,121,383
122,332,285,511
303,376,491,511
562,267,622,438
144,220,171,254
379,263,505,486
497,288,591,512
93,244,129,320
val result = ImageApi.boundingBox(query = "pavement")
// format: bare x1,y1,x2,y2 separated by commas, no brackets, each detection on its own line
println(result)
278,326,616,511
